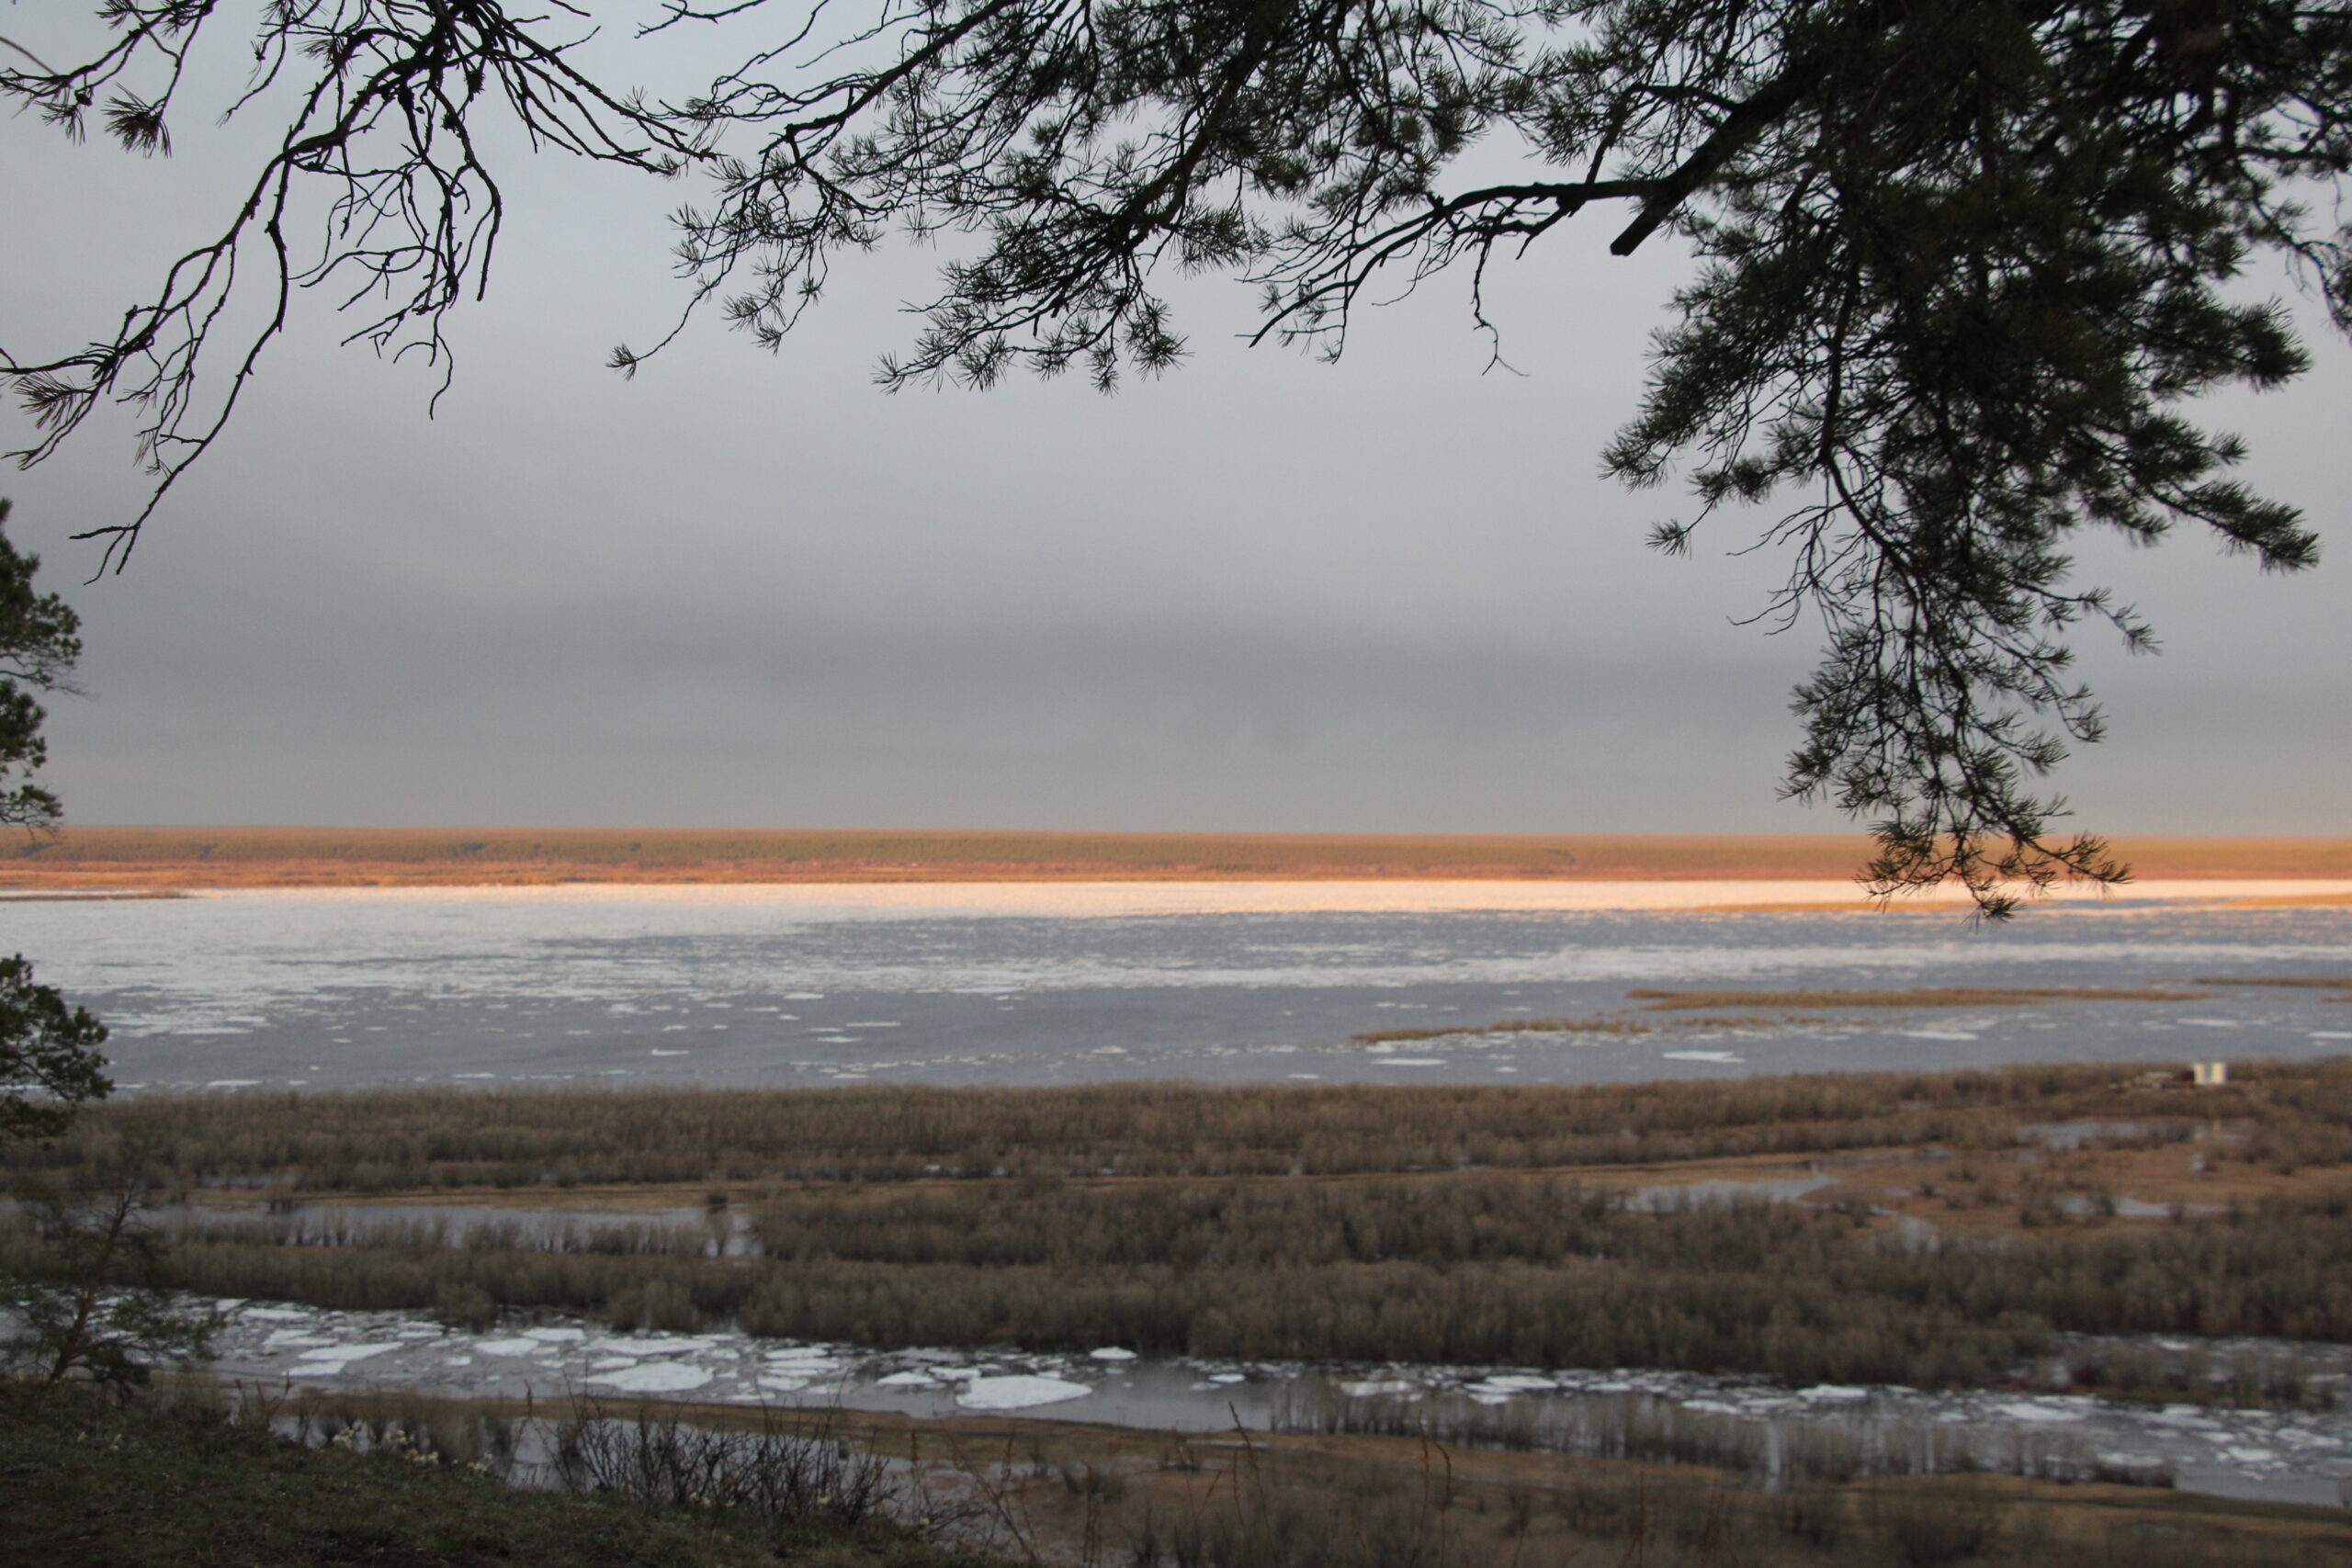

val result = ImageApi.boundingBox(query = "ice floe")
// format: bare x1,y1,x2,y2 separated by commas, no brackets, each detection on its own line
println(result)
187,1293,2352,1505
1994,1400,2088,1424
298,1342,402,1362
957,1375,1091,1410
587,1362,714,1393
607,1335,713,1356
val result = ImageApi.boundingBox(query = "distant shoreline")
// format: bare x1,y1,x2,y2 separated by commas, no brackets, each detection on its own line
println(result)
3,826,2349,891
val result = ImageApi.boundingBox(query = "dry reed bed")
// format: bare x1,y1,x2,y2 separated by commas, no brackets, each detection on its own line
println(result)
15,1065,2352,1386
1625,987,2216,1009
1265,1380,2179,1488
21,1058,2352,1193
232,1382,2352,1568
0,827,1896,886
18,1179,2346,1388
1350,984,2228,1043
14,827,2351,889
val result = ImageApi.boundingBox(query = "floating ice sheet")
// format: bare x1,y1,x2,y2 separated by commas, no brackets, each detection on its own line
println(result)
957,1375,1091,1410
587,1362,713,1393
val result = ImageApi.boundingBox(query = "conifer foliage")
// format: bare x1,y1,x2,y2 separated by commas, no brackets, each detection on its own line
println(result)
6,3,2347,907
0,500,105,1139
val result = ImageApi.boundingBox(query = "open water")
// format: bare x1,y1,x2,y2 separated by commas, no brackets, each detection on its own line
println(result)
5,883,2346,1090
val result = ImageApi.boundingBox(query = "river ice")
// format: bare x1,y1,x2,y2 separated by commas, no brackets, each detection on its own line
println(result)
5,883,2347,1091
188,1296,2352,1505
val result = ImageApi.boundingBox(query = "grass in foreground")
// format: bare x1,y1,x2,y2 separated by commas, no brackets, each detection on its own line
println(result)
0,1378,993,1568
23,1378,2350,1568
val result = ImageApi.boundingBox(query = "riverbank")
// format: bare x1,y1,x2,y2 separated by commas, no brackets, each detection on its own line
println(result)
0,1378,978,1568
11,1369,2352,1568
7,827,2352,890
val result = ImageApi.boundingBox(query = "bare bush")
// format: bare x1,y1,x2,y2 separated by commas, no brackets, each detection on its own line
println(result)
552,1399,896,1530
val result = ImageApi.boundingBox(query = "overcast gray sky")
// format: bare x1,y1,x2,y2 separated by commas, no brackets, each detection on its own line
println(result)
3,6,2346,834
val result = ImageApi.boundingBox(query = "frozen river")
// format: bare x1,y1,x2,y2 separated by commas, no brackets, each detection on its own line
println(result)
198,1294,2352,1505
6,881,2350,1090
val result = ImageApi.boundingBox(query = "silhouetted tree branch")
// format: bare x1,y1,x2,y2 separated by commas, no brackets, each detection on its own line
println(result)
6,1,2346,912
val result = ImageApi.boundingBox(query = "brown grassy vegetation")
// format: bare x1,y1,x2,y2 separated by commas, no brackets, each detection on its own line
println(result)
2194,976,2352,988
16,1067,2352,1391
2225,892,2352,908
0,1375,961,1568
1265,1379,2187,1487
17,1065,2352,1390
46,1171,2345,1386
251,1382,2352,1568
1626,987,2213,1010
7,828,2352,888
0,828,1883,887
25,1058,2352,1192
